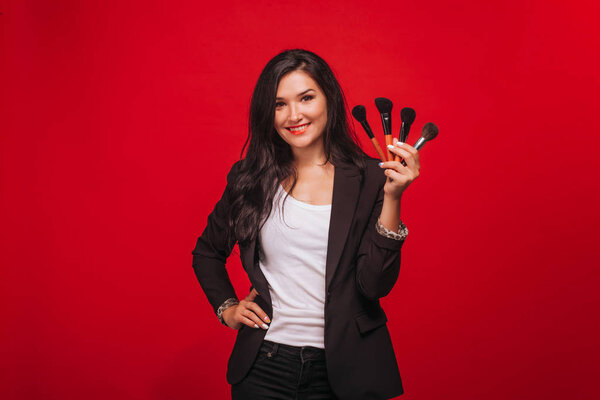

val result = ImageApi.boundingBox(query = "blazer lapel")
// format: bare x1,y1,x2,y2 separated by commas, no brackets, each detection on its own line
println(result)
325,162,361,291
241,161,362,303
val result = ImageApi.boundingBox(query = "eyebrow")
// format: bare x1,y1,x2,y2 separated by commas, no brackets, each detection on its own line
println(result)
276,88,316,101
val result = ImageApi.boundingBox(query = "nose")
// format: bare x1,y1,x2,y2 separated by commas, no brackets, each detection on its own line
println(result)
288,102,303,123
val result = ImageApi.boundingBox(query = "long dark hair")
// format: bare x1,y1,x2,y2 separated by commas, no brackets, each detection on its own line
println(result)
228,49,367,248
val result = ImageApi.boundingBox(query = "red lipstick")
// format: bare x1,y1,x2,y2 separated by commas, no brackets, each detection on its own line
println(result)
285,122,311,135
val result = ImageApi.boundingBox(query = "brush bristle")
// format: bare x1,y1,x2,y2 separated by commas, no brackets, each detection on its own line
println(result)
401,108,416,124
351,105,367,122
422,122,439,141
374,97,393,113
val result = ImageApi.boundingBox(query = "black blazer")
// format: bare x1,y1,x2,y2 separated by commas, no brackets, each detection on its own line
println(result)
192,157,405,400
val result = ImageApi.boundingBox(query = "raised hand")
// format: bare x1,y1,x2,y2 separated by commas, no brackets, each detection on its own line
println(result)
379,137,421,199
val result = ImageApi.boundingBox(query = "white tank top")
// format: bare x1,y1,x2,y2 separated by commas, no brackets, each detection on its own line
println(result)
258,184,331,348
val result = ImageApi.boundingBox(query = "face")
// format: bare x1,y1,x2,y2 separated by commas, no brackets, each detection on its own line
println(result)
274,70,328,152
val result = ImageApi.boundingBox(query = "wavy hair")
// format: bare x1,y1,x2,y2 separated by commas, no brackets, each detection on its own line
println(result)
227,49,368,248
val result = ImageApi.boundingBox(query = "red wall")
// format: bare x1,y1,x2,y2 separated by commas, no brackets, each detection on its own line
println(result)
1,0,599,399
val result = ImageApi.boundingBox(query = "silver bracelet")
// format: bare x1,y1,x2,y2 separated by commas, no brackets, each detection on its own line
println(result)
376,218,409,241
216,297,239,326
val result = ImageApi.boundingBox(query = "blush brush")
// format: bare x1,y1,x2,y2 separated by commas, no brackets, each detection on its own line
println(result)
414,122,439,150
396,122,440,167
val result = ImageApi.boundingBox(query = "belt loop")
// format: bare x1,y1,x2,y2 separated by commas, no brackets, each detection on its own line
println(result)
272,342,279,355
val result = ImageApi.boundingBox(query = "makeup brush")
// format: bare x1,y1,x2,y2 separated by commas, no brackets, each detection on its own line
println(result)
413,122,439,151
395,107,416,162
352,105,387,161
374,98,393,161
395,122,439,167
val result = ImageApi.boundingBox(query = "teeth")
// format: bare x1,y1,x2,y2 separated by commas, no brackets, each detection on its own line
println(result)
289,123,309,132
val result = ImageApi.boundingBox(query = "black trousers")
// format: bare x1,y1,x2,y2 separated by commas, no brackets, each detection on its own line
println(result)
231,339,338,400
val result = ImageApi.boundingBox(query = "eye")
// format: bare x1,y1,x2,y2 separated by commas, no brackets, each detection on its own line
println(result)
275,101,286,108
301,95,315,102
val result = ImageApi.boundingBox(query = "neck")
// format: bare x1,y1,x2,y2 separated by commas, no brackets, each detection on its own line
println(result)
290,140,328,169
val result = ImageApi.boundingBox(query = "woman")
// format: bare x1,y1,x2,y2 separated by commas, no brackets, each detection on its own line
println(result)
192,49,420,400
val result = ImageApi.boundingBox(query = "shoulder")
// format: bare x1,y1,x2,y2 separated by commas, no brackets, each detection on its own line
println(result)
363,156,382,170
335,156,386,187
362,156,387,187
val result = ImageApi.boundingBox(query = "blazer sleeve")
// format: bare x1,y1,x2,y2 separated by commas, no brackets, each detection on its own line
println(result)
355,182,406,300
191,161,241,314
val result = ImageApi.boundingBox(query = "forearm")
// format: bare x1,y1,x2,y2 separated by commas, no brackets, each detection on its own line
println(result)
192,252,238,313
355,187,408,300
379,193,402,233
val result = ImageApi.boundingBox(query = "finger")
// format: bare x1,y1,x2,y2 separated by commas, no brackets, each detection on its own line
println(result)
246,289,258,301
239,315,261,329
384,167,411,185
394,141,419,156
395,143,420,170
385,163,419,182
247,302,271,323
388,144,415,162
242,308,269,329
387,145,419,170
379,160,410,174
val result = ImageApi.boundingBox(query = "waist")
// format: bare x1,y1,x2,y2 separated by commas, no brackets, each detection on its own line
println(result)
260,339,326,362
263,304,325,348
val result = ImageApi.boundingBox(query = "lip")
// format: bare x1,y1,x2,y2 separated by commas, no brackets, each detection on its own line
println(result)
285,122,311,135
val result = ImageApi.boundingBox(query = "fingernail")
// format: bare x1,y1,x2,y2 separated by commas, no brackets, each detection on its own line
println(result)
378,162,384,167
393,137,398,144
264,316,270,323
254,324,259,329
395,141,404,146
261,323,269,329
387,144,394,150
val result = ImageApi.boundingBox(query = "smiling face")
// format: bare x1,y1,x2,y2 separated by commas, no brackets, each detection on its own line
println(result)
274,70,328,153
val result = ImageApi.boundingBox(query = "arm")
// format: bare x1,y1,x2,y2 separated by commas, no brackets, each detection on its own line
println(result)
356,139,420,300
191,162,271,330
355,186,407,300
380,194,402,233
191,161,241,318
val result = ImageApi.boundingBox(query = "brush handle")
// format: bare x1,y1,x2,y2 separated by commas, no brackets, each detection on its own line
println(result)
394,127,401,163
393,153,407,166
396,121,411,165
414,137,426,151
393,137,408,166
370,138,387,161
385,134,393,161
401,123,412,143
398,122,406,144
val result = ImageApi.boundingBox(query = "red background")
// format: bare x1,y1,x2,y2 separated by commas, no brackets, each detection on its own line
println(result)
1,0,599,399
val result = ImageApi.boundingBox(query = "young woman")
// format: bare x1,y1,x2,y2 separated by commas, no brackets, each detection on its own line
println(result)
192,49,420,400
